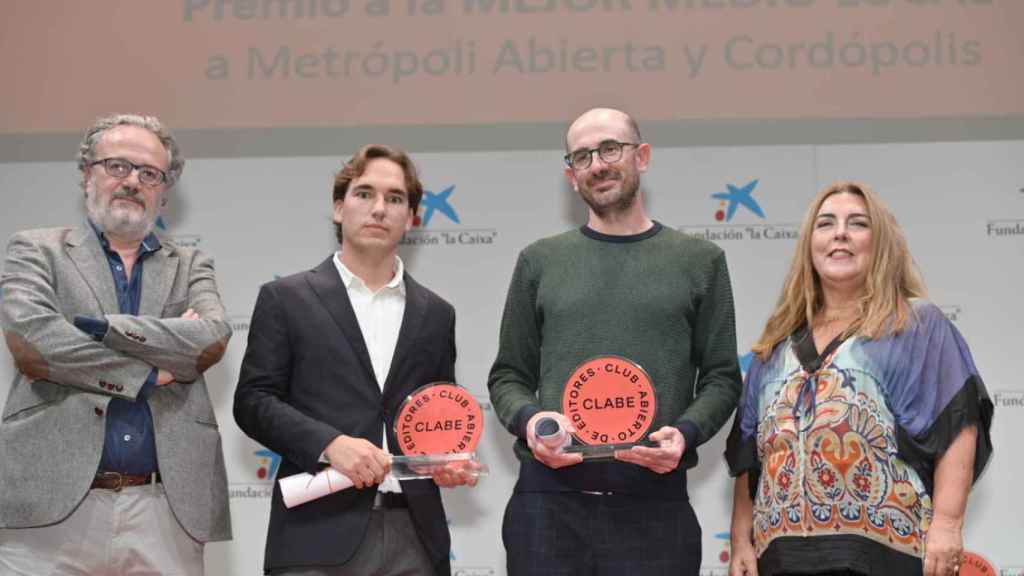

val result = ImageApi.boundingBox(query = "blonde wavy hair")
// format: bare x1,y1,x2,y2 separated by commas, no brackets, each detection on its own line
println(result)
752,181,927,360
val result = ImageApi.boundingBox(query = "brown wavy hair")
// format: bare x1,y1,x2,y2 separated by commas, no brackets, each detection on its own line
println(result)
332,144,423,246
751,181,927,359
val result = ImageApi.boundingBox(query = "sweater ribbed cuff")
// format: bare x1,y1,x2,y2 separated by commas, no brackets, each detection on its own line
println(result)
678,420,700,453
512,405,542,440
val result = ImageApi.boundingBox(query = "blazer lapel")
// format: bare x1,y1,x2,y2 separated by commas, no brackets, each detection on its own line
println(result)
65,225,119,314
306,257,378,390
139,239,176,317
381,273,427,400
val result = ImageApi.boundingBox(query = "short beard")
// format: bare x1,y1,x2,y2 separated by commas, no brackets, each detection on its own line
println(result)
580,170,639,217
86,188,157,240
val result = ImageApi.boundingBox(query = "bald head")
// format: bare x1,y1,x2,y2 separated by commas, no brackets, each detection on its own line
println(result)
565,108,641,152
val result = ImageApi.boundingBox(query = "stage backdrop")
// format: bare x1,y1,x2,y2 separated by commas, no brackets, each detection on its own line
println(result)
3,1,1024,162
3,1,1024,132
0,139,1021,575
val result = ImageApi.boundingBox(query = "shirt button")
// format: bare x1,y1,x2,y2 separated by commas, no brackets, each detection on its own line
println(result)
116,265,122,271
123,434,132,442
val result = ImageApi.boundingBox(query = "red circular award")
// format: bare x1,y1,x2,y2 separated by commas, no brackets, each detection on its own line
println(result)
395,382,484,455
562,356,656,446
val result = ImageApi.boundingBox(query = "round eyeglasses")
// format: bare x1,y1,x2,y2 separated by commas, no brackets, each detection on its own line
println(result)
90,157,168,186
564,140,639,171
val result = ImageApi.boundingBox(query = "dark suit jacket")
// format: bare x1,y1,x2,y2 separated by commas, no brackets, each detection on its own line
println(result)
233,256,456,575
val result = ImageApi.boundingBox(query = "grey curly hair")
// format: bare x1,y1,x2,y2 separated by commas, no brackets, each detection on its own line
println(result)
77,114,184,188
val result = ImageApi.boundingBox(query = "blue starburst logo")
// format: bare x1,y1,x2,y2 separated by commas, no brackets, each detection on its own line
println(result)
415,185,460,227
712,180,765,222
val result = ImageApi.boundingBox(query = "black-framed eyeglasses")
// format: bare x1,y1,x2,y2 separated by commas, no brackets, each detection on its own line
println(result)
89,157,168,186
564,140,639,171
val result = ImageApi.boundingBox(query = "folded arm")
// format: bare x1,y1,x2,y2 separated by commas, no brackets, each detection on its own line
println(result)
1,232,152,399
99,251,231,382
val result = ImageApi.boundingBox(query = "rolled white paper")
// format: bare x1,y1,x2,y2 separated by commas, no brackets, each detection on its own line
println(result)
279,453,482,508
279,467,354,509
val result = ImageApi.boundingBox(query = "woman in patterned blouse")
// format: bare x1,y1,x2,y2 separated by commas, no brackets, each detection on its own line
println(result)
726,182,993,576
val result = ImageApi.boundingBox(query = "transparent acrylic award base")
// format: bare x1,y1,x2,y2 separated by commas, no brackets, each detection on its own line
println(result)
563,440,658,461
279,452,489,509
390,452,489,480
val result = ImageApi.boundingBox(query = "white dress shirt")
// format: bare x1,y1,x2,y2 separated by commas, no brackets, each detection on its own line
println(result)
333,251,406,493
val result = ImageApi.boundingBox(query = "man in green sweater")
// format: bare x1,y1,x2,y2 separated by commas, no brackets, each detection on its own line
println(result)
487,108,743,575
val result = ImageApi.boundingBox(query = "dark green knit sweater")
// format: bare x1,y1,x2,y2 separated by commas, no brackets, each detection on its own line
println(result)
488,222,742,495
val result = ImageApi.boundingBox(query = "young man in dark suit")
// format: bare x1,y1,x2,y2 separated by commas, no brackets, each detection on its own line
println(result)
234,144,474,576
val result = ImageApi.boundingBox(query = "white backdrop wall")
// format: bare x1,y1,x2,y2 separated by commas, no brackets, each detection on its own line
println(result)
1,139,1021,575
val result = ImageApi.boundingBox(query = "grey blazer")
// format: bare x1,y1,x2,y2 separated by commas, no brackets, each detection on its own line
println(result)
0,224,232,543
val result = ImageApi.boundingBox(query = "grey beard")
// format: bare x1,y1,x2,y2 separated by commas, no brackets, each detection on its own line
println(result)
86,192,156,240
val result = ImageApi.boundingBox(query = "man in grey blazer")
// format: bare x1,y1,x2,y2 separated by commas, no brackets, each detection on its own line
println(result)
0,114,232,575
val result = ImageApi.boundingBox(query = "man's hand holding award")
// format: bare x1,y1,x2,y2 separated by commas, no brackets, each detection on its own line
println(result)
528,356,685,473
280,382,488,508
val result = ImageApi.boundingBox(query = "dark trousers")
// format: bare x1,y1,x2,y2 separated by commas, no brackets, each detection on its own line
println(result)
272,509,434,576
774,569,864,573
502,491,702,576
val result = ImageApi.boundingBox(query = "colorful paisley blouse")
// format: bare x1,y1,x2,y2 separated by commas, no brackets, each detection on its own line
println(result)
726,301,993,575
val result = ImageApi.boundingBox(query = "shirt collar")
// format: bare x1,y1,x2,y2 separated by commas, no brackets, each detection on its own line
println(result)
88,219,162,256
333,251,405,294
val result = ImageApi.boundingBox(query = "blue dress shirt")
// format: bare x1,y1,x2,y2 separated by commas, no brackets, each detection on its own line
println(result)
73,222,162,475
